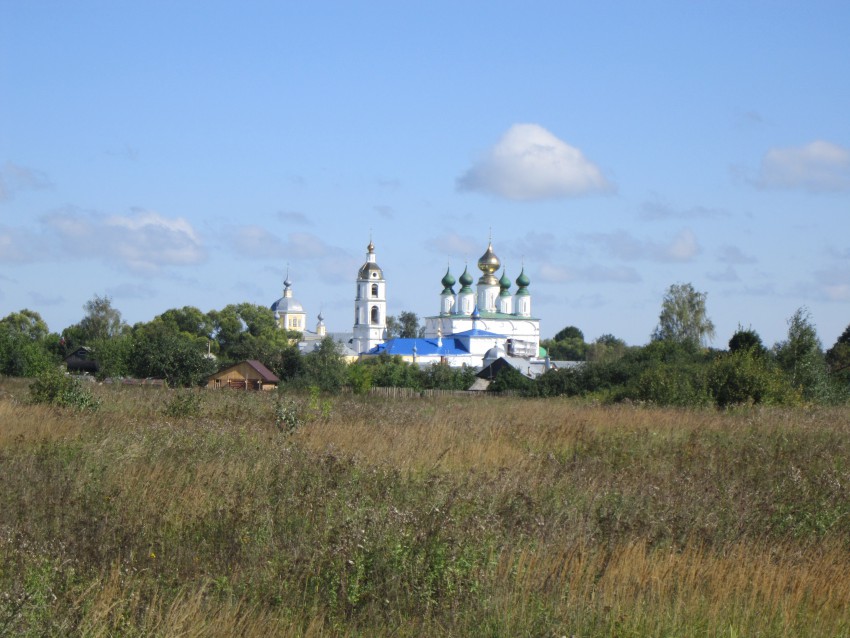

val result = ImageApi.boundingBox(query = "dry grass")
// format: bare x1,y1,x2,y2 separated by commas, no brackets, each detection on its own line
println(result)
1,379,849,636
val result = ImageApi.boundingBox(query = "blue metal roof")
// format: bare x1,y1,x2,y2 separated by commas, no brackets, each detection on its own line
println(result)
366,337,471,356
451,328,505,338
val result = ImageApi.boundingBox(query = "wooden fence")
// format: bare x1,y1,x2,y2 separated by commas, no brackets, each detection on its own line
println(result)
367,387,486,399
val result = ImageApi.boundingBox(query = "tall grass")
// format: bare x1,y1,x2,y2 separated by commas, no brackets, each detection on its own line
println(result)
1,379,848,636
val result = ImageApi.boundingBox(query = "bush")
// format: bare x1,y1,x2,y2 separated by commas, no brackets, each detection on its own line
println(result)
28,367,100,411
162,390,204,418
625,362,711,407
708,351,800,407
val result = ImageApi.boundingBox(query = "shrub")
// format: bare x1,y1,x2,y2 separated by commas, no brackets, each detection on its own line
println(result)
708,350,800,407
274,396,302,433
28,367,100,411
162,390,204,418
626,362,711,407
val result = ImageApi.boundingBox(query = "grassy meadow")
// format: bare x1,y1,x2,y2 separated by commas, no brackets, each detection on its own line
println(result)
1,378,849,636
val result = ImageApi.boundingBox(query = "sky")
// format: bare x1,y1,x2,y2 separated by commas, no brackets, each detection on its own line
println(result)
1,1,849,348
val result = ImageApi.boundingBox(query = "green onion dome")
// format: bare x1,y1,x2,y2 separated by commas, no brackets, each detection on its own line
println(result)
441,267,456,293
516,267,530,288
459,265,474,292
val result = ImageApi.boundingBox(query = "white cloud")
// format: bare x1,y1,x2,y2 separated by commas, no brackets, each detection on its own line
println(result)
43,207,205,273
229,227,349,264
0,162,52,202
231,225,286,258
457,123,613,201
754,140,850,192
584,229,700,263
537,262,640,284
813,267,850,302
0,225,40,262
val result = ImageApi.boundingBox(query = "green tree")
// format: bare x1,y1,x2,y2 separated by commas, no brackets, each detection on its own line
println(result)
130,321,217,387
554,325,584,341
386,311,424,339
0,309,50,341
298,336,348,393
0,310,57,377
209,303,296,376
728,326,767,357
158,306,214,340
652,283,715,348
708,349,798,407
356,354,421,388
585,334,628,363
66,295,128,347
774,308,830,402
826,323,850,386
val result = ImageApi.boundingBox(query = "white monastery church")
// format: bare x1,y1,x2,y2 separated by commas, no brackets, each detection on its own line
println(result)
273,238,545,370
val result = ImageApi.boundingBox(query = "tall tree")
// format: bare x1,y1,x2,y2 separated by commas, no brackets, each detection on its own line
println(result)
386,311,424,339
774,307,829,401
63,294,128,349
728,326,766,356
826,323,850,384
0,309,56,376
398,311,424,338
652,283,715,348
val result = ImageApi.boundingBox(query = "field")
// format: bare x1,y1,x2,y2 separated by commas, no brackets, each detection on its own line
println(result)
1,379,849,637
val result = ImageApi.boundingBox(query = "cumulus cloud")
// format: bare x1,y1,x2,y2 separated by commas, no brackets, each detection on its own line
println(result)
0,162,52,202
584,229,700,263
43,207,205,273
456,124,613,201
753,140,850,192
0,225,41,262
813,267,850,302
229,227,345,262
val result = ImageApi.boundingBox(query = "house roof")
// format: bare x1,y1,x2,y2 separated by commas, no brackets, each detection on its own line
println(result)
209,360,279,383
366,337,471,357
451,328,505,339
245,360,279,382
477,356,548,380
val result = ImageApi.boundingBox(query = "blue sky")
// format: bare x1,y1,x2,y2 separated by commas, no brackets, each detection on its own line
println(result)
2,1,849,347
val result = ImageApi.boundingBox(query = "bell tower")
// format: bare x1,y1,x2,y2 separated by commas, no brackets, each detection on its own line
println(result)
352,239,387,353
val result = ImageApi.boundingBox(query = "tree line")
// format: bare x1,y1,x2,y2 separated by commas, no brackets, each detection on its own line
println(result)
530,284,849,406
0,296,475,393
2,283,849,406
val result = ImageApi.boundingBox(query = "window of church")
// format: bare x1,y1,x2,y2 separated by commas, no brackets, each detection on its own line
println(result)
370,306,379,324
371,283,378,297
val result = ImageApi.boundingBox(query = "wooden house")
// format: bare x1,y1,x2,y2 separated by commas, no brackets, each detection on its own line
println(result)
206,360,279,391
64,346,99,375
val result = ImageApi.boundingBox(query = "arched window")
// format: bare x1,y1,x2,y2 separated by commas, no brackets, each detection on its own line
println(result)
371,283,378,297
371,306,380,324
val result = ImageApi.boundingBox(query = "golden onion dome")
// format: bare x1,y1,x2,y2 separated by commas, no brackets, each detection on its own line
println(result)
477,242,501,285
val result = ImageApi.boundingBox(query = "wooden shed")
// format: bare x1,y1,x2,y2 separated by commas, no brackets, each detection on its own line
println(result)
206,360,279,391
64,346,99,375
